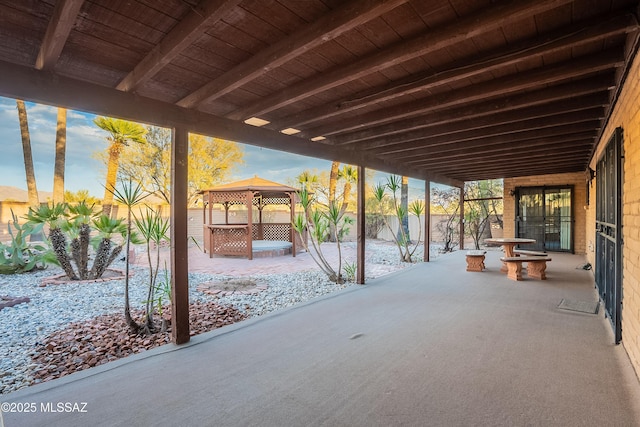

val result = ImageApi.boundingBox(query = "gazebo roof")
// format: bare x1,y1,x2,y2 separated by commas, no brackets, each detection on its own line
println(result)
202,177,299,194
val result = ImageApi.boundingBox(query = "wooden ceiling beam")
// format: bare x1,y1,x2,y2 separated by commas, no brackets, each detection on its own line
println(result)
116,0,243,92
400,138,594,165
423,161,590,179
227,0,574,121
422,154,587,175
332,91,611,145
449,166,587,180
35,0,84,71
440,163,588,181
303,50,623,138
421,154,590,173
177,0,408,108
388,130,597,162
0,59,462,188
355,108,604,152
376,123,599,157
421,153,592,172
277,12,637,130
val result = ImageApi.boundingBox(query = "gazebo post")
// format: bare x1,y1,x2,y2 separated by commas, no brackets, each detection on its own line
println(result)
170,126,190,344
290,192,296,257
257,196,264,240
247,191,253,260
202,192,208,253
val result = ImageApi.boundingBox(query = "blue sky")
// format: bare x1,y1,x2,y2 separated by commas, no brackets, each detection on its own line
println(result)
0,96,429,198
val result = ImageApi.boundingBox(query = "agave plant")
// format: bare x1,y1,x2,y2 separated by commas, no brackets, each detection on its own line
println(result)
0,210,47,274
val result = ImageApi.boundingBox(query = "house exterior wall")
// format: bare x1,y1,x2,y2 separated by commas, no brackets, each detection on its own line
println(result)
588,47,640,376
503,172,588,254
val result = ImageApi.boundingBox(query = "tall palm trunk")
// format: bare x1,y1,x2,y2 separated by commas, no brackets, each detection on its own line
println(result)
16,100,39,209
53,108,67,204
402,176,409,237
102,143,122,217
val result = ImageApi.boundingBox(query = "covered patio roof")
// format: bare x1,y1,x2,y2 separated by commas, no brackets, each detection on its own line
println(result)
1,0,639,344
0,0,639,186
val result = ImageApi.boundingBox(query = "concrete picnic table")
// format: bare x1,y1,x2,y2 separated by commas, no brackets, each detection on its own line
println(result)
485,238,536,273
484,237,536,257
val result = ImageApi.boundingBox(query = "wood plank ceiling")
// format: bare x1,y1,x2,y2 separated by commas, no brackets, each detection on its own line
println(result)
0,0,638,186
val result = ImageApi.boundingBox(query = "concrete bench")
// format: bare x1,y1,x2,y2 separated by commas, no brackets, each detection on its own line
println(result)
466,250,486,272
500,256,552,281
513,249,548,257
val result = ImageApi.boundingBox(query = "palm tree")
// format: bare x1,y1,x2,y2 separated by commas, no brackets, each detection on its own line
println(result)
16,100,39,209
297,170,318,191
94,117,146,217
397,175,410,243
53,107,67,204
337,165,357,217
328,161,340,206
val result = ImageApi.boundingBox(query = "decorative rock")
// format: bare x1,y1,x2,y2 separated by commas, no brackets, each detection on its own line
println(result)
0,295,31,310
0,242,444,395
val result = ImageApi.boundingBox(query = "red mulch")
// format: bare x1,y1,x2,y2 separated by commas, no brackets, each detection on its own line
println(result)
30,301,247,384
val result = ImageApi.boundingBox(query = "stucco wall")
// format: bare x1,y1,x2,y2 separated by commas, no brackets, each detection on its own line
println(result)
589,47,640,376
503,172,588,254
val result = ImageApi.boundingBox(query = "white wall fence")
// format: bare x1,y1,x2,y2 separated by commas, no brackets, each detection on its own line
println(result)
1,202,502,246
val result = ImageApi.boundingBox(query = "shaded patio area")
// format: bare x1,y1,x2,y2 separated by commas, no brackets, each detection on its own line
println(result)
4,250,640,426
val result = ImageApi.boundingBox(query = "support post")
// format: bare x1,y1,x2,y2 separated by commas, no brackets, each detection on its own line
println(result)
247,192,253,260
356,165,366,284
171,127,190,344
459,185,465,250
424,180,431,262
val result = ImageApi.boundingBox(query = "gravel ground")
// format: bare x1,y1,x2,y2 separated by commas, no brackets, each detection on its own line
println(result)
0,241,444,395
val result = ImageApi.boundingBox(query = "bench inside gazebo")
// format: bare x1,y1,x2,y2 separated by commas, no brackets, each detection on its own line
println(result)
201,177,303,260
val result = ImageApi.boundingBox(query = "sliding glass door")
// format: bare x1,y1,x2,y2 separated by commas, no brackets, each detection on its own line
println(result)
516,187,573,252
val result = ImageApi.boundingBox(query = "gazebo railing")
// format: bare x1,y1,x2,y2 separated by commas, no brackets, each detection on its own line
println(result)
207,225,249,257
253,223,291,241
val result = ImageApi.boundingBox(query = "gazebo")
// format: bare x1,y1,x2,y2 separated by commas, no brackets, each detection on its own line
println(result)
201,177,302,260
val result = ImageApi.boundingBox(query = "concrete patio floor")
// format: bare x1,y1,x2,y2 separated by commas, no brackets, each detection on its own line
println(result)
3,250,640,426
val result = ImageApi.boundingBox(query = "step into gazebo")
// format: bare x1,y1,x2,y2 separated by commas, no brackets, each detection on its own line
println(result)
201,177,303,260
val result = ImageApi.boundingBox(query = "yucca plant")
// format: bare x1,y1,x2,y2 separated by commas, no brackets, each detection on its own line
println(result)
342,261,357,282
25,202,126,280
292,187,351,283
111,180,147,333
67,202,98,279
89,215,127,279
25,203,77,279
133,206,169,333
373,175,424,263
